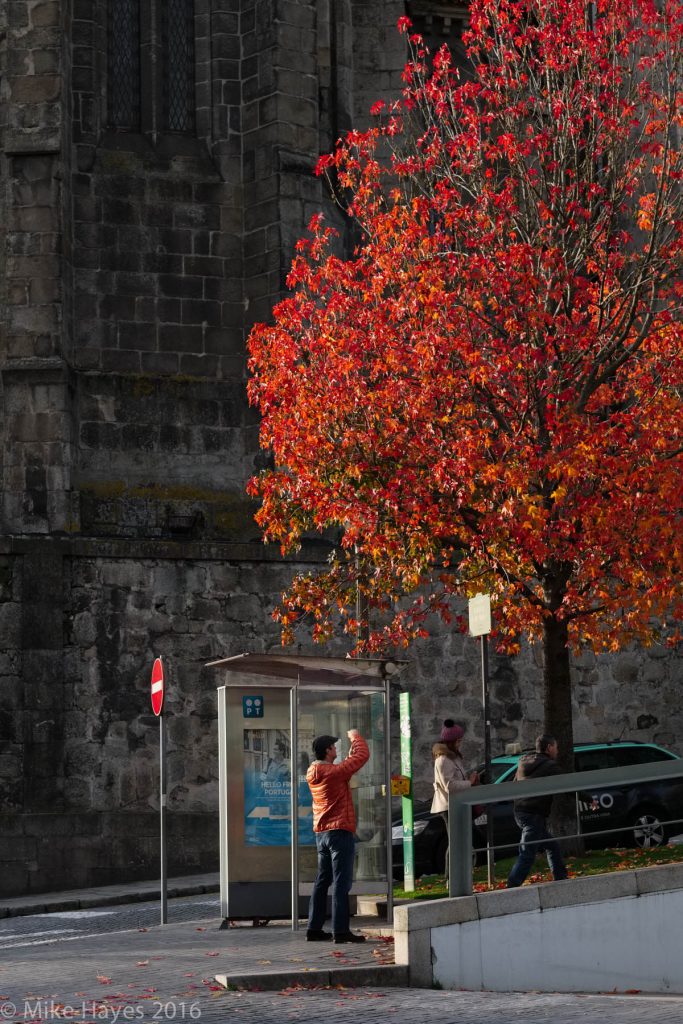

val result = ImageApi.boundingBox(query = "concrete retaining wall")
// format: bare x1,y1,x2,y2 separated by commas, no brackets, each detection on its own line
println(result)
394,862,683,993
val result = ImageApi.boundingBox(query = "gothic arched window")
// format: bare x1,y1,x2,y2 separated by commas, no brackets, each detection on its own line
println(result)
107,0,141,130
163,0,196,133
106,0,196,134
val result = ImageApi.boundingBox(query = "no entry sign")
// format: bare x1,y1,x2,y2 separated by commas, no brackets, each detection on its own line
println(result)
151,657,165,716
151,655,167,924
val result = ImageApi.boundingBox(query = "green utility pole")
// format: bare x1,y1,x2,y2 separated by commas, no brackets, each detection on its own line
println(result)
399,692,415,891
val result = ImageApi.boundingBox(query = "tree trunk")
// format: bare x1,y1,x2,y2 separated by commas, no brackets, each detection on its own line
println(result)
542,613,582,854
542,614,574,769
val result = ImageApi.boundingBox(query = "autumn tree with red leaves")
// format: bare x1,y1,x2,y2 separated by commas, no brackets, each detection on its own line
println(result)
247,0,683,758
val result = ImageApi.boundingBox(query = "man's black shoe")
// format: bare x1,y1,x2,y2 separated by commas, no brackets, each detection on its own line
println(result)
306,929,332,941
333,931,366,944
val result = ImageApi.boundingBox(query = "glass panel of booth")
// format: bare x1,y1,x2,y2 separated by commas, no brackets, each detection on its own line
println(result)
296,688,388,889
244,724,293,846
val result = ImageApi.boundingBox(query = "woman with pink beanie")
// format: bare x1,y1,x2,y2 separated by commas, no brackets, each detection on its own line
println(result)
431,719,479,878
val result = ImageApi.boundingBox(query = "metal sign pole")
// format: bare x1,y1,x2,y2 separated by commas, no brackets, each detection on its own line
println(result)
399,692,415,892
468,594,494,887
290,682,299,932
481,634,495,887
160,710,167,925
217,686,229,926
384,674,393,924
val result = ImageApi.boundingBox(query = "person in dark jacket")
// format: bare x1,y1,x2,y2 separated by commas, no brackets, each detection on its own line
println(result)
506,734,569,887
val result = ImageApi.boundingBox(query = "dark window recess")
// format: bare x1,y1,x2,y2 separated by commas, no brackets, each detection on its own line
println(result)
163,0,196,133
107,0,142,129
612,747,675,766
406,3,470,78
576,751,619,772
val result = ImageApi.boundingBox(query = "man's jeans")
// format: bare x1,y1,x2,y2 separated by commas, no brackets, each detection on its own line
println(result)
307,829,355,935
507,810,568,888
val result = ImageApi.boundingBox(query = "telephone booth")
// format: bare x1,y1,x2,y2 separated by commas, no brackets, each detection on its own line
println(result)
208,653,403,929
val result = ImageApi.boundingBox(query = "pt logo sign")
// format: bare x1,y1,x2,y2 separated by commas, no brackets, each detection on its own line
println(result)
151,657,165,717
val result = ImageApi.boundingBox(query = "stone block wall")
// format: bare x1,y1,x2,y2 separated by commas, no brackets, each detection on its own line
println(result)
352,0,407,128
0,811,218,896
241,0,323,328
0,554,22,815
0,2,74,538
0,535,334,896
75,372,259,541
65,0,243,380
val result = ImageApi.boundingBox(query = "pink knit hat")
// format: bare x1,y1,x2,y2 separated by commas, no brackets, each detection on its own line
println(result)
440,719,464,742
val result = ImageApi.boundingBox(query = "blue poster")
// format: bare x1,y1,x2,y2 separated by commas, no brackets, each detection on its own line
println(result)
243,729,315,846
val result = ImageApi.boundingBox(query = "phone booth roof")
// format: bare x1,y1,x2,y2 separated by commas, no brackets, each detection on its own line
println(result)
206,652,405,689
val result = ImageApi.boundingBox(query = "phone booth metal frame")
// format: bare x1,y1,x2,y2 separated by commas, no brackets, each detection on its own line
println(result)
208,653,403,930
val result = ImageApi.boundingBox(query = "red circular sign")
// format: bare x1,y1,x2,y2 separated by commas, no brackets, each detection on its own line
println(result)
151,657,165,716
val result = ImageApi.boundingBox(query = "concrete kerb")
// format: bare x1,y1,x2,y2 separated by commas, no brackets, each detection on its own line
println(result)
635,860,683,895
214,964,409,991
537,869,637,909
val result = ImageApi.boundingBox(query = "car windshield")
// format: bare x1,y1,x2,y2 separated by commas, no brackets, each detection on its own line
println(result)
478,761,517,783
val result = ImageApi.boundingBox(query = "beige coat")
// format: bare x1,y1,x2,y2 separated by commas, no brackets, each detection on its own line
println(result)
430,741,472,813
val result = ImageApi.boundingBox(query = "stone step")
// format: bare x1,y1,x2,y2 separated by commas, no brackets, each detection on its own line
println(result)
356,896,411,919
215,963,408,991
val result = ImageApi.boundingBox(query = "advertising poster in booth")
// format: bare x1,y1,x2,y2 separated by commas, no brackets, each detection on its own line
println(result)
243,728,315,846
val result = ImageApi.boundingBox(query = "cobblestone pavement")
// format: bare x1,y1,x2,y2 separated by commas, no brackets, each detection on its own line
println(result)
179,989,683,1024
0,913,681,1024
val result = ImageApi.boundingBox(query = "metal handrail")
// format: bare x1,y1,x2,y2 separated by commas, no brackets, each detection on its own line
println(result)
472,813,683,855
448,756,683,896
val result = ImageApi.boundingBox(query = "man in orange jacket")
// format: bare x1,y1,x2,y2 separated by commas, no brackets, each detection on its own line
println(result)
305,729,369,943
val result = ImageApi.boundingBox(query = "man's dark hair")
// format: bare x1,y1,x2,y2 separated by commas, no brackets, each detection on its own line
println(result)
312,734,338,760
535,734,556,754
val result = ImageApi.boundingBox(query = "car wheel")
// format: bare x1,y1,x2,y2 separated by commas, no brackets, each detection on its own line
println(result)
631,807,667,849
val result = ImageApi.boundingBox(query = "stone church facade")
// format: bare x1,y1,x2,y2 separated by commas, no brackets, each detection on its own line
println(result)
0,0,679,896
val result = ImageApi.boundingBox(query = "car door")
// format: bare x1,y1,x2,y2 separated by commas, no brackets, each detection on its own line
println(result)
575,748,626,842
575,746,680,846
610,746,683,840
